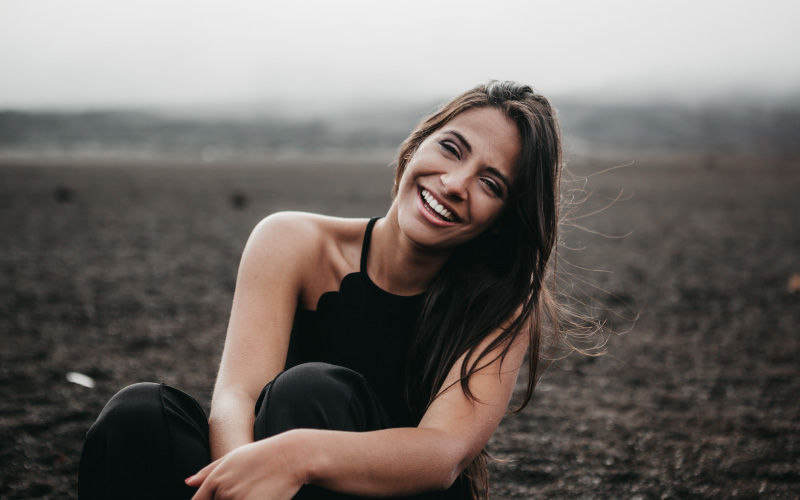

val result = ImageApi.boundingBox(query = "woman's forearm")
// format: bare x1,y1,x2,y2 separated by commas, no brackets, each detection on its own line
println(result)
289,426,471,496
192,341,521,499
208,391,256,460
188,425,468,500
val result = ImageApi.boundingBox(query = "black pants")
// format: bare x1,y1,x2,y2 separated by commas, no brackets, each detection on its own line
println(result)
79,362,466,500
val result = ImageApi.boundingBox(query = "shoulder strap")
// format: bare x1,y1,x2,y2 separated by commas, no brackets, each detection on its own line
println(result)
360,217,380,273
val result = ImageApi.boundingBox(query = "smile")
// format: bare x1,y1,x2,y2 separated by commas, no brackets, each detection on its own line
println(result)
420,189,457,223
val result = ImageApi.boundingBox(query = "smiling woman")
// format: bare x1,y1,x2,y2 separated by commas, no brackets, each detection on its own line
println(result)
393,107,520,247
78,81,568,500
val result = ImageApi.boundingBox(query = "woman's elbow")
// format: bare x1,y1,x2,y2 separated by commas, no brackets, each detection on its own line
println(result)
432,446,475,491
428,461,468,492
439,468,462,492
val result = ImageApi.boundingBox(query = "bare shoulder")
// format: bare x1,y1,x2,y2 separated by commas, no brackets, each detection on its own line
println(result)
245,212,369,274
249,211,324,252
250,212,367,249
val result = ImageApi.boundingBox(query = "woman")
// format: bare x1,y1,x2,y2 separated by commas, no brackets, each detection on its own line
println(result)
79,80,563,500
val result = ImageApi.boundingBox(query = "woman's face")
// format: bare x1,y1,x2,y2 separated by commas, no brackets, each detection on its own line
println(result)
394,106,521,252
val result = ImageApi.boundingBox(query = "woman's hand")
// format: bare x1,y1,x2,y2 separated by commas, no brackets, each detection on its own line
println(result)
187,435,307,500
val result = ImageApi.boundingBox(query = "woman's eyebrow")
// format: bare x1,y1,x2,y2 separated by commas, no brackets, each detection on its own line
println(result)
444,130,472,153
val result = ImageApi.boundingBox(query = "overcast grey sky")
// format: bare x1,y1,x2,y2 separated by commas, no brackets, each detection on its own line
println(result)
1,0,798,110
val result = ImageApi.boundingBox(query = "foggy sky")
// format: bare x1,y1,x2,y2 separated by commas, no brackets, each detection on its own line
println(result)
1,0,798,111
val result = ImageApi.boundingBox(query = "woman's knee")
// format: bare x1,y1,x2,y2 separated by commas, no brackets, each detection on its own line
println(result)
88,382,167,439
254,363,375,436
277,362,365,399
267,362,366,413
80,382,208,500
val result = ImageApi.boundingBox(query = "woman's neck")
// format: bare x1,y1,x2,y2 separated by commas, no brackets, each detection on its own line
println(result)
366,216,452,296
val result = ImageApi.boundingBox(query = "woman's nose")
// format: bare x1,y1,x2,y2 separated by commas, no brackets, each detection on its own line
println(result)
440,171,468,200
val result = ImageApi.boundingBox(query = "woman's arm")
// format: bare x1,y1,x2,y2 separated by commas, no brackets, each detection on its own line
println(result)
208,213,316,459
190,328,528,498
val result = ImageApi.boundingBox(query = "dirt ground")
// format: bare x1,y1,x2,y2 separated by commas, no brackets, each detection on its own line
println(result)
1,154,798,499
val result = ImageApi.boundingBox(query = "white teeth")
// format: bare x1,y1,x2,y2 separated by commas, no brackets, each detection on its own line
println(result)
421,189,454,222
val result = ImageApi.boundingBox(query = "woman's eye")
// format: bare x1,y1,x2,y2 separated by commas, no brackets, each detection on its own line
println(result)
439,141,460,159
482,178,502,197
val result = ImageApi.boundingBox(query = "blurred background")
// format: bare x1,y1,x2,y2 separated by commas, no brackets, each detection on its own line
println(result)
1,1,799,499
1,0,798,162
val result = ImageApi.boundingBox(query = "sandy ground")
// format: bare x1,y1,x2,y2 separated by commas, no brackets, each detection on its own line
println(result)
1,154,798,499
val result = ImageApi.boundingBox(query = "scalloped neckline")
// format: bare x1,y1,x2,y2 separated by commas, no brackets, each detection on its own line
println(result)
301,271,425,314
299,217,425,314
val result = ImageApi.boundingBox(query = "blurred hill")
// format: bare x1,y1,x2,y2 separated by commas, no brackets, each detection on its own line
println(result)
556,99,800,159
1,98,798,163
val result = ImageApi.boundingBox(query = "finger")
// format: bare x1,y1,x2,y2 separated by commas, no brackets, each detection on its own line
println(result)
186,458,222,487
189,467,221,500
190,479,215,500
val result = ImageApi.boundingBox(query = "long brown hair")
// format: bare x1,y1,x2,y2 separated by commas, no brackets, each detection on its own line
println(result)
397,81,563,499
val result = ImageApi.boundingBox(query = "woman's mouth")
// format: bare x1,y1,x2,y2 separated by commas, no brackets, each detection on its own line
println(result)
420,189,457,223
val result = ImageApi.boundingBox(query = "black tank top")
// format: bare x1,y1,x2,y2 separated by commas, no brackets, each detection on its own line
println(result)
285,217,424,427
